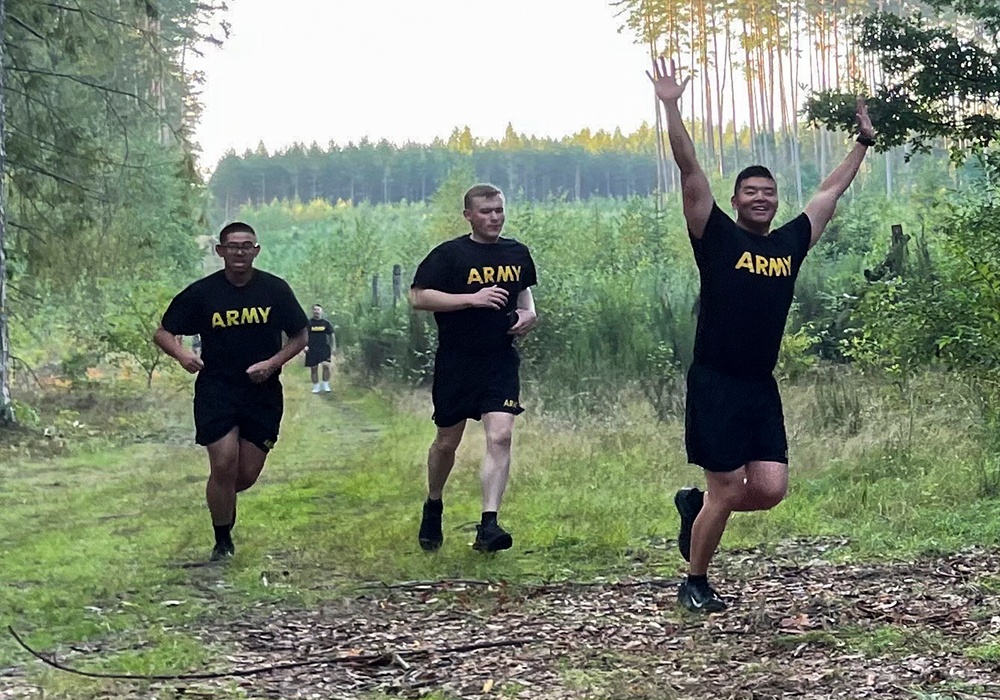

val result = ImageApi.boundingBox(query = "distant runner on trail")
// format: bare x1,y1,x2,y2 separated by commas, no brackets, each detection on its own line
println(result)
410,183,538,554
648,57,876,613
305,304,336,394
153,222,308,562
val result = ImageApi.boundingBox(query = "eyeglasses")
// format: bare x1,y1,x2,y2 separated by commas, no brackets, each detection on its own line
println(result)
219,243,259,254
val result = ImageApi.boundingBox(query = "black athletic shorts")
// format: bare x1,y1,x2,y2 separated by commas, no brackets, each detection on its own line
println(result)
304,348,332,367
684,363,787,473
193,375,284,452
432,347,523,428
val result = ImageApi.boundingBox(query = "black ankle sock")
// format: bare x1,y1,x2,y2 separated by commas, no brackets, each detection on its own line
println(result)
481,511,498,526
687,574,708,586
425,498,443,511
214,525,233,545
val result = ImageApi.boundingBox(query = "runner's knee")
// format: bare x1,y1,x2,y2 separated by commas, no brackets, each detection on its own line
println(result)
235,472,259,492
431,432,462,457
705,472,747,511
485,424,512,451
210,458,238,485
754,481,787,510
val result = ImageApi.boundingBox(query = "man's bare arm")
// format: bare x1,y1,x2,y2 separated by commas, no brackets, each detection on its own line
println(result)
508,288,537,336
246,327,308,384
648,57,714,238
804,97,876,248
410,286,508,312
153,325,203,374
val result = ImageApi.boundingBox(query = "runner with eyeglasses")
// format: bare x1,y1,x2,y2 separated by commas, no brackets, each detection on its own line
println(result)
153,222,308,561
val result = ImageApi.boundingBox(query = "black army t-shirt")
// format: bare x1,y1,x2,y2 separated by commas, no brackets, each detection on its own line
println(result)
412,235,538,352
161,269,308,382
690,204,812,377
307,319,334,355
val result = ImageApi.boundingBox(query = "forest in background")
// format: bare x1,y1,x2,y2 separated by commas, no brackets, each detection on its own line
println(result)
4,0,1000,432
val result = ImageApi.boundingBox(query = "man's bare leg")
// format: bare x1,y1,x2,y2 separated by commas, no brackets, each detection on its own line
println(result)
229,439,268,534
205,428,240,559
418,421,466,551
475,412,515,552
681,461,788,611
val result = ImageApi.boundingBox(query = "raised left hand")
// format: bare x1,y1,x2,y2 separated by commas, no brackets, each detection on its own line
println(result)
857,96,875,139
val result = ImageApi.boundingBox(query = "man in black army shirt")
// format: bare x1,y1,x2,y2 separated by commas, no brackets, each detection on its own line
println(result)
410,184,538,553
305,304,336,394
154,222,308,561
648,57,877,612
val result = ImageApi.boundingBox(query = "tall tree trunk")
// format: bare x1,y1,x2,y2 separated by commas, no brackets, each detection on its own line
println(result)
727,8,740,170
789,0,803,208
711,5,726,175
809,16,819,173
885,148,893,198
753,7,771,165
649,34,668,203
743,17,759,162
699,0,717,172
0,0,12,425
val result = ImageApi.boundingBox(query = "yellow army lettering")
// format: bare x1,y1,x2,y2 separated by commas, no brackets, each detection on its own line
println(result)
466,265,521,285
503,399,519,408
734,252,792,277
211,306,272,329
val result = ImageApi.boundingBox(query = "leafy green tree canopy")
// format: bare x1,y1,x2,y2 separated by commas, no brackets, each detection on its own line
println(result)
805,1,1000,162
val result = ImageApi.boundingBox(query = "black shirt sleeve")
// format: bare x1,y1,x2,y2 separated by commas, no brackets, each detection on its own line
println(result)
689,203,729,253
160,283,201,336
412,243,455,292
791,212,813,259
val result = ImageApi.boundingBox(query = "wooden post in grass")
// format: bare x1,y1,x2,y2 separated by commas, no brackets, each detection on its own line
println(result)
371,273,380,307
392,264,402,307
864,224,909,282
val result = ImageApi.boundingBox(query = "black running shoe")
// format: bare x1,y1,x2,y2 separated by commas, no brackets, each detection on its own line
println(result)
674,487,704,562
473,521,513,552
677,578,726,613
418,500,444,551
210,540,235,562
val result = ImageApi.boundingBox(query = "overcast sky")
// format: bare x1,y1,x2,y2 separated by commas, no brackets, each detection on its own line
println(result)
192,0,657,170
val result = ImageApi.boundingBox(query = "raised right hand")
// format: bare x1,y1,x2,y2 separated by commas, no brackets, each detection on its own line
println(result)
469,285,509,310
646,56,691,103
178,350,204,374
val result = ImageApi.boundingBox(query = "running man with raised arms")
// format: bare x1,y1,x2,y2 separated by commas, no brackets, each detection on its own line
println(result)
154,222,308,561
410,183,538,553
648,57,876,612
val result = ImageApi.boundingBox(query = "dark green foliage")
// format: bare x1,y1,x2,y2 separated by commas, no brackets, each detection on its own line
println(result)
3,1,227,406
805,3,1000,162
5,0,218,285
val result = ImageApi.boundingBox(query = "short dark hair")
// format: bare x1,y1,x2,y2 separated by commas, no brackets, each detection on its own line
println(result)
733,166,776,196
219,221,256,243
463,183,503,210
313,303,323,309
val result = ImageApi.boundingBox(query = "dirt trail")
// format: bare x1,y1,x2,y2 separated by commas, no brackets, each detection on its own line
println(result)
184,543,1000,699
7,542,1000,699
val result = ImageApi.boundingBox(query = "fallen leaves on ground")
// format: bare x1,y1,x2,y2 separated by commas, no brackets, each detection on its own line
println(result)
7,541,1000,699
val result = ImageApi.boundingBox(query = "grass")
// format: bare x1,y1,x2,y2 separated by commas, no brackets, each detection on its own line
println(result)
2,364,1000,697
